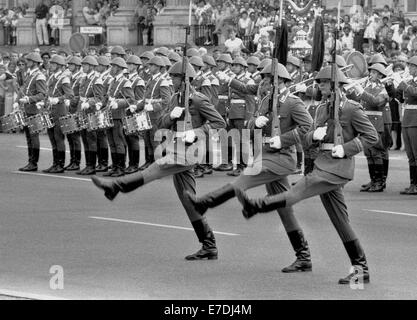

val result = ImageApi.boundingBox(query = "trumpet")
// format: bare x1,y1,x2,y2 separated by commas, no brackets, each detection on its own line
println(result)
343,77,368,91
287,77,315,92
340,64,354,72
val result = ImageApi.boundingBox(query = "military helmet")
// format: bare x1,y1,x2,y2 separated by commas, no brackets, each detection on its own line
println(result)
247,56,261,67
155,47,170,57
126,55,142,65
336,55,347,68
217,54,233,65
202,54,217,67
232,56,248,68
258,58,272,70
287,55,301,68
26,52,43,64
168,61,197,79
110,45,126,56
260,62,292,81
67,56,82,66
315,66,349,84
189,56,205,68
50,54,67,66
407,56,417,67
368,63,387,77
368,53,388,67
168,51,182,63
186,48,199,58
148,56,165,67
97,56,110,66
110,57,128,69
82,55,99,66
140,51,155,61
161,56,172,67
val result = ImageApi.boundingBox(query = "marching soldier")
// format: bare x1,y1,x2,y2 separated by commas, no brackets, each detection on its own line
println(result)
95,56,113,172
139,51,155,83
168,51,182,65
186,62,316,273
65,56,83,171
137,56,171,171
286,55,302,82
397,56,417,195
235,66,379,285
125,55,145,174
189,56,212,100
91,61,226,261
77,56,104,175
103,57,135,177
14,52,47,172
154,47,170,57
110,45,126,60
246,56,262,84
349,63,389,192
201,54,220,108
42,55,74,173
160,56,175,95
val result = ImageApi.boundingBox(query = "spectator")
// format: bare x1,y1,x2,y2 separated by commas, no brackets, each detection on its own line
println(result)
256,32,273,55
224,28,244,54
341,25,354,50
237,11,251,38
392,23,405,47
83,0,100,25
377,16,391,40
134,0,148,45
351,8,365,52
35,0,50,46
364,12,379,52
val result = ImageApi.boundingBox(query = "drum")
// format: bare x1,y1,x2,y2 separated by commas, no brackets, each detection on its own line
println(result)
345,51,367,79
86,109,113,131
26,112,55,135
59,113,84,135
0,110,26,132
123,111,152,135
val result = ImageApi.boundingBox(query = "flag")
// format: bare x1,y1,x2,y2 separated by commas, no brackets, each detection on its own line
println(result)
311,16,324,72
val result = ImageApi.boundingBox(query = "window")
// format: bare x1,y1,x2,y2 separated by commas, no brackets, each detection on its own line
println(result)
408,0,417,12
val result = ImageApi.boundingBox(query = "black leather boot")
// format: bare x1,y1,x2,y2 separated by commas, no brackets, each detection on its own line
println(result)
91,172,144,200
338,239,370,285
213,162,233,171
138,153,153,171
368,164,384,192
20,148,38,171
81,151,96,175
19,148,34,171
65,147,74,170
67,150,81,171
110,153,125,177
202,164,213,175
43,149,58,173
185,218,218,261
77,151,90,175
193,164,205,178
382,159,389,190
281,230,312,273
96,148,109,171
295,152,303,174
404,166,417,195
103,153,117,176
185,184,235,216
125,150,139,174
360,164,375,191
235,188,287,219
50,151,65,173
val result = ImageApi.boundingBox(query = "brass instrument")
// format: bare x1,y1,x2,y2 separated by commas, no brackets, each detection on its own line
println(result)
343,77,368,91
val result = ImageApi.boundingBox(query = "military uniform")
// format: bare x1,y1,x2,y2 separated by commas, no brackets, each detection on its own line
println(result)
16,67,47,170
192,70,213,101
215,68,235,120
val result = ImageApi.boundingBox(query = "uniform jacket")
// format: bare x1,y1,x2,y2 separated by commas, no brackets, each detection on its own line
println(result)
229,71,256,120
17,67,47,116
192,71,212,102
138,66,152,83
104,72,135,120
250,71,262,85
47,69,74,120
78,71,104,115
396,78,417,128
305,97,379,180
69,69,84,113
215,68,235,116
229,78,270,115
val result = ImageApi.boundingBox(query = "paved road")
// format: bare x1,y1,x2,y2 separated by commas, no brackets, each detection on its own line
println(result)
1,133,416,300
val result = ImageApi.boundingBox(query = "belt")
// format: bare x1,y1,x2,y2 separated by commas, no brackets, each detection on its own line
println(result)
218,95,228,100
230,99,245,104
365,110,383,116
320,143,335,151
405,104,417,110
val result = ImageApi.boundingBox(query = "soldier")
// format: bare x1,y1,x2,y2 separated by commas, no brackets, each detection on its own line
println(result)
397,56,417,195
227,56,256,176
102,57,135,177
235,66,379,285
168,51,182,65
155,47,170,57
91,61,226,260
77,56,104,176
42,55,74,173
14,52,47,172
246,56,262,84
286,55,302,82
160,56,175,95
189,56,212,99
349,63,389,192
186,62,316,273
186,47,199,58
201,54,220,108
110,46,126,59
138,51,154,83
65,56,83,171
137,56,171,171
95,56,113,172
125,55,145,174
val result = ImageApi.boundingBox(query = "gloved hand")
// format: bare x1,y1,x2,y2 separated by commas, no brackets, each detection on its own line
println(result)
255,115,269,128
64,99,70,108
183,130,196,144
49,97,59,105
13,102,19,111
110,100,118,110
96,102,103,111
81,102,89,110
128,104,137,113
269,135,281,149
170,106,184,119
144,103,154,112
217,71,231,82
353,83,364,95
35,101,44,110
295,83,307,93
313,125,327,141
332,144,345,158
19,96,29,104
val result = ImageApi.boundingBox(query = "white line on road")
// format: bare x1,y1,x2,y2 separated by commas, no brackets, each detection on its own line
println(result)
363,209,417,218
13,171,90,182
89,216,240,236
17,145,69,153
0,289,67,300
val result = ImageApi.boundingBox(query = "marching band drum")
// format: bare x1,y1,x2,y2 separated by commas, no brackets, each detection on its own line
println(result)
0,109,26,133
123,110,152,135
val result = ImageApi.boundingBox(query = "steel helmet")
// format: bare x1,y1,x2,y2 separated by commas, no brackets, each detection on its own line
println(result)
148,56,165,67
287,55,301,68
110,57,128,69
161,56,172,67
407,56,417,67
368,63,387,77
217,54,233,64
168,51,182,63
67,56,82,66
189,56,205,68
247,56,261,67
155,47,170,57
26,52,43,64
232,56,248,68
368,53,388,67
140,51,155,61
168,61,197,79
260,62,291,81
126,55,142,65
202,54,217,67
186,48,199,57
82,55,99,66
50,54,67,66
97,56,110,66
258,58,272,70
315,66,350,84
110,45,126,56
336,55,347,68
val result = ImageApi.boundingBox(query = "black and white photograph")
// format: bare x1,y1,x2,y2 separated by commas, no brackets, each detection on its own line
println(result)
0,0,417,310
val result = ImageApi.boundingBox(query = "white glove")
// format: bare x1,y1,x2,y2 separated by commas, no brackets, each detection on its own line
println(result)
313,125,327,141
183,130,196,144
19,96,29,104
269,136,282,149
218,71,231,83
13,102,19,110
64,99,70,107
35,101,44,110
255,115,269,128
295,83,307,93
110,100,118,110
354,83,364,95
170,106,184,119
96,102,102,111
144,103,154,112
49,97,59,105
332,144,345,158
128,104,137,113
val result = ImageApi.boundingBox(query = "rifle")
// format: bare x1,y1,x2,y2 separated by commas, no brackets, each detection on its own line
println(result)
330,1,344,146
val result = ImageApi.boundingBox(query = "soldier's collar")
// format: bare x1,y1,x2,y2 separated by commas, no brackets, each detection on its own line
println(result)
28,67,39,76
115,72,125,81
152,72,161,80
129,72,138,79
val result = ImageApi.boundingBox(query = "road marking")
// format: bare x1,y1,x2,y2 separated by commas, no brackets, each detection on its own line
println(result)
363,209,417,218
17,145,69,153
0,289,67,300
89,216,240,236
356,155,406,161
13,171,90,182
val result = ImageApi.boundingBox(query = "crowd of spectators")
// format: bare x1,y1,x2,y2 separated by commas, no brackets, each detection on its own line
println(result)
0,5,27,46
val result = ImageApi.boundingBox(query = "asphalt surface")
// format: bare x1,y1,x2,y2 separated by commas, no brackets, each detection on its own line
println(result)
1,132,417,300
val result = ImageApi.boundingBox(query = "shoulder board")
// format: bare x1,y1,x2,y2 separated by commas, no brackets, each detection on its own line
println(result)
123,79,132,88
246,79,255,85
160,79,170,87
211,77,219,86
202,79,211,86
95,77,104,85
136,78,145,86
36,73,47,81
61,77,71,85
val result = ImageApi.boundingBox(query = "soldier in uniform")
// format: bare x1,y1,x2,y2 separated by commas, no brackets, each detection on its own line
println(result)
287,55,302,83
396,56,417,195
110,46,126,60
125,55,145,174
137,56,171,170
160,56,175,96
77,56,104,175
246,56,262,85
235,66,379,284
186,62,316,273
102,57,135,177
95,56,113,172
138,51,155,83
14,52,47,172
65,56,83,171
168,51,182,66
349,63,389,192
91,61,226,261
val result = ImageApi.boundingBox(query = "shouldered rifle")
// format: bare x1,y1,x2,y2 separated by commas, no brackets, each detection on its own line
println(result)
270,57,281,137
179,24,193,134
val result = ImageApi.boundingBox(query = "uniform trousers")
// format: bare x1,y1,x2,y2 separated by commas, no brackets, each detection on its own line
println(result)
81,129,97,152
228,118,246,167
364,133,384,165
47,122,65,152
97,129,109,164
23,125,40,163
142,125,159,161
126,133,140,164
106,119,127,154
403,127,417,166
